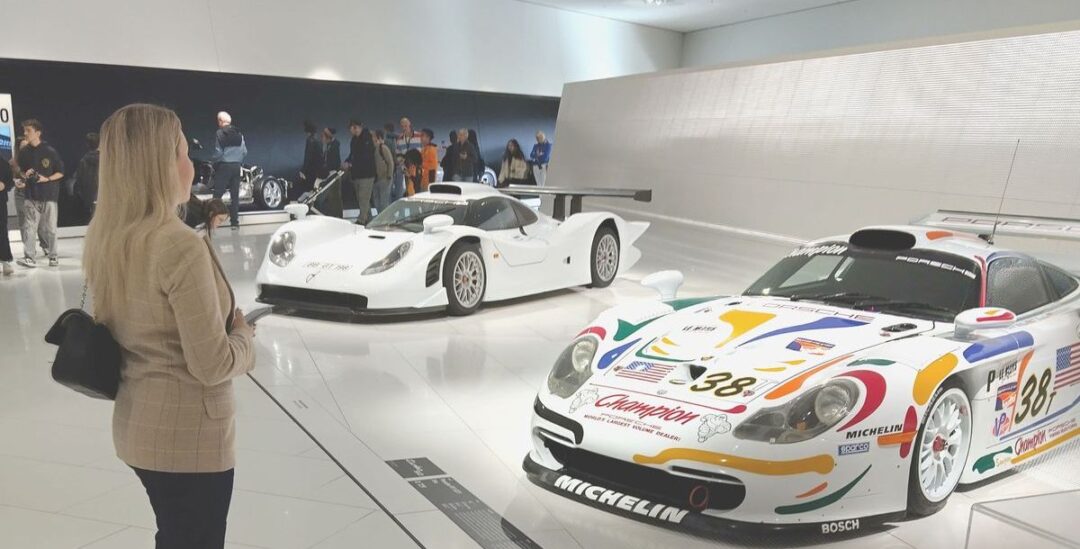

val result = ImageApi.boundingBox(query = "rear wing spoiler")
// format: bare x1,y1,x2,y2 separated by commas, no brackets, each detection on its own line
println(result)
501,185,652,221
916,210,1080,242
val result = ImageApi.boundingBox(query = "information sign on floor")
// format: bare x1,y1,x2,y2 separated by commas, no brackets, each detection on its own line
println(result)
388,457,541,549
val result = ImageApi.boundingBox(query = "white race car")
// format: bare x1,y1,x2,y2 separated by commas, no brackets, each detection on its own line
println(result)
526,215,1080,536
256,182,650,316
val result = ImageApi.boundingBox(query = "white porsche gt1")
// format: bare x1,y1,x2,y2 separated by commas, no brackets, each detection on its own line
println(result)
255,183,650,316
526,215,1080,536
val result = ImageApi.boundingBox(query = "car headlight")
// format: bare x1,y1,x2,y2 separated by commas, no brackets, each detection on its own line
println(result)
547,337,598,398
733,378,859,444
269,231,296,267
362,242,412,275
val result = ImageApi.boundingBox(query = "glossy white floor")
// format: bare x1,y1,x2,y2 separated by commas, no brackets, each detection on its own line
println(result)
2,217,1078,549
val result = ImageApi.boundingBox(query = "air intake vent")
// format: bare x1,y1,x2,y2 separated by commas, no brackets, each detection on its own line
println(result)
426,250,445,287
849,229,916,251
428,184,461,195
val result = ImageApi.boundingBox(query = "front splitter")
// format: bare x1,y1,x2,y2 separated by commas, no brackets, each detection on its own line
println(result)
523,453,906,539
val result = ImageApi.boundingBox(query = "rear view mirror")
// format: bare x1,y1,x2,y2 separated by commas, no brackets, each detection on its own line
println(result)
954,307,1017,338
642,270,684,300
424,214,455,234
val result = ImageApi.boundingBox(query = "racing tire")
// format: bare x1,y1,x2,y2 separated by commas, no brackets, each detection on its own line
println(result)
588,226,619,288
255,177,287,210
907,383,972,516
444,243,487,316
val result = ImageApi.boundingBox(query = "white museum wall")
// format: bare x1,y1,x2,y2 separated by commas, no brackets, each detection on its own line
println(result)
0,0,682,98
549,28,1080,247
682,0,1080,69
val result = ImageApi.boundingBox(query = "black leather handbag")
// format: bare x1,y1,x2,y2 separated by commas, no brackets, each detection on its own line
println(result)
44,284,122,400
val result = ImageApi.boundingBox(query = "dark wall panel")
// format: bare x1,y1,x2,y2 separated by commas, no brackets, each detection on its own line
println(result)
0,58,559,225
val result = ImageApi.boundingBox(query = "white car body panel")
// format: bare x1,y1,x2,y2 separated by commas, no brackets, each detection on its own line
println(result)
256,183,648,313
527,224,1080,533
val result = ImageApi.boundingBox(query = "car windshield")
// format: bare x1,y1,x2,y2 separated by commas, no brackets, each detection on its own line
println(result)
367,199,468,232
743,243,981,322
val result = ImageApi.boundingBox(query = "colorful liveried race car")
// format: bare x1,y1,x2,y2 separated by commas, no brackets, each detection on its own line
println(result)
255,182,651,316
525,216,1080,536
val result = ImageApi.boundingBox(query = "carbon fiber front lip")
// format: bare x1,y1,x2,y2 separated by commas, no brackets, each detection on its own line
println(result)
253,300,445,322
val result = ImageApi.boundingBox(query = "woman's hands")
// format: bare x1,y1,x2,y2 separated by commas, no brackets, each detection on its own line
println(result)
232,308,253,335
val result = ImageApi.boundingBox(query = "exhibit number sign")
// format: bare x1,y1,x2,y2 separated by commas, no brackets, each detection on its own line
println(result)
0,94,11,158
1,94,12,217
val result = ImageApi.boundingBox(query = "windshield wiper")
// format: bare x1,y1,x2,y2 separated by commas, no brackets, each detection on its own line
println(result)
859,300,955,317
787,292,954,318
788,291,880,303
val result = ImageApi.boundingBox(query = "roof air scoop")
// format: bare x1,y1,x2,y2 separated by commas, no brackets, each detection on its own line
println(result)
849,229,916,251
428,184,462,195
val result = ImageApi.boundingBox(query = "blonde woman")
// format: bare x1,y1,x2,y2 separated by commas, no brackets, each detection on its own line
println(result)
84,104,255,549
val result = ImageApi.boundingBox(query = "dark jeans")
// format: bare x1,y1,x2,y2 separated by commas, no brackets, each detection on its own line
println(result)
0,203,12,262
213,162,242,225
133,467,235,549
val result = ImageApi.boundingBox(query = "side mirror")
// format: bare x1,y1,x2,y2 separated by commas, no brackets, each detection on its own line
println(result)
642,270,684,300
284,203,309,220
423,214,455,234
954,307,1017,338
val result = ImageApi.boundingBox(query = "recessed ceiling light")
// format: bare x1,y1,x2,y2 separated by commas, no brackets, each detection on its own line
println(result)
643,0,671,6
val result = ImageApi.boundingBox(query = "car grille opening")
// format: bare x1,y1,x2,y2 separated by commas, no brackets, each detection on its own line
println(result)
426,250,445,287
258,284,368,312
543,438,745,511
537,428,574,446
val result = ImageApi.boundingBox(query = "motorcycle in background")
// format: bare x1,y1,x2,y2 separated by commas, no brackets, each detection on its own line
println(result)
189,138,289,210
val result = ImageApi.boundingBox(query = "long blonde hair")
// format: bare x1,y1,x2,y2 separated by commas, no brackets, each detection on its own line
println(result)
84,104,184,323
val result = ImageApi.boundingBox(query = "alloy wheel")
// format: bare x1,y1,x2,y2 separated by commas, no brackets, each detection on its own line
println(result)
595,234,619,282
453,251,485,308
918,389,971,502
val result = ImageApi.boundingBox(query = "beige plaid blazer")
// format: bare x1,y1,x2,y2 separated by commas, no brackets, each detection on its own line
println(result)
107,220,255,473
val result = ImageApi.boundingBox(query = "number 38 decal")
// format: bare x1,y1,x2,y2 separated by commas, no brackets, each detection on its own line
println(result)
690,372,757,397
1014,369,1056,424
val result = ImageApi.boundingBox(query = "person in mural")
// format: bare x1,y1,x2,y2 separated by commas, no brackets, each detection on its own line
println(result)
395,117,421,155
372,129,394,213
16,119,64,268
297,120,320,200
468,129,485,180
451,128,479,182
344,121,376,225
530,130,552,187
74,132,100,221
391,153,406,202
440,129,458,182
419,129,439,193
211,111,247,229
403,148,422,197
0,153,13,276
316,127,343,218
498,139,529,188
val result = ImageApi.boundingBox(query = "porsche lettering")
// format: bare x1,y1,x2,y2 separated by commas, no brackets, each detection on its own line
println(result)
554,475,690,524
761,302,875,322
895,255,976,279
